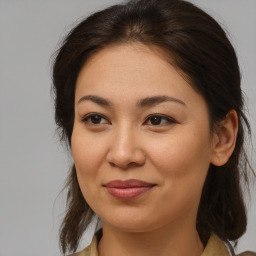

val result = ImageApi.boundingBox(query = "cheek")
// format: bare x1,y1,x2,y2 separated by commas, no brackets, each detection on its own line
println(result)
71,128,109,211
147,134,211,217
148,129,211,191
71,127,107,185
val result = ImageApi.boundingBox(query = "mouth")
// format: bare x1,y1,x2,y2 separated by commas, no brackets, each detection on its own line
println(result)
104,179,156,201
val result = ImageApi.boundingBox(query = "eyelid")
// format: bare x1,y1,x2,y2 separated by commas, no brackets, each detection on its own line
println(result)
144,114,177,125
81,113,110,125
80,113,177,126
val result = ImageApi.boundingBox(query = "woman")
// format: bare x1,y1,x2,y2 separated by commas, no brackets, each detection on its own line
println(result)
52,0,253,255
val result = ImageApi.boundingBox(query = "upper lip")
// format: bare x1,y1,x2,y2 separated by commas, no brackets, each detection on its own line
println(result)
104,179,155,188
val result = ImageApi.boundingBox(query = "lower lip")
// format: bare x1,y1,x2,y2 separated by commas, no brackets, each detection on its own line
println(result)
106,186,154,200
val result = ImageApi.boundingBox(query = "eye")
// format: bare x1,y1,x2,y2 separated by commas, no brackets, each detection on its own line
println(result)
144,114,176,126
81,113,109,125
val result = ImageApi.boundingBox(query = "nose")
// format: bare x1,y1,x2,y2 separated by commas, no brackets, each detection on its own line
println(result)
106,125,146,169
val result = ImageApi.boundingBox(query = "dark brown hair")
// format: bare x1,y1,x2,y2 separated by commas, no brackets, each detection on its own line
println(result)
52,0,252,254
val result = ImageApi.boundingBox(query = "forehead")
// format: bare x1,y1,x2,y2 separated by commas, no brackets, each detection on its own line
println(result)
75,43,204,109
77,43,175,85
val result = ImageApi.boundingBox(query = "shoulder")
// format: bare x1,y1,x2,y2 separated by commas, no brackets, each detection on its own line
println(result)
202,233,232,256
204,235,256,256
237,253,256,256
71,232,242,256
69,236,98,256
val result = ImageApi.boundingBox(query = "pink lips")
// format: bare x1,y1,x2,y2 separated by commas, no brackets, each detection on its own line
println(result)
104,179,155,200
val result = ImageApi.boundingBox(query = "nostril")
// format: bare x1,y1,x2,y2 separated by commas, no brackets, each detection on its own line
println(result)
108,160,144,169
127,162,142,168
106,144,146,169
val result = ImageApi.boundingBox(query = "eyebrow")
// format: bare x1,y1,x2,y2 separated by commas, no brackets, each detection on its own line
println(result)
78,95,113,107
136,95,186,107
77,95,186,107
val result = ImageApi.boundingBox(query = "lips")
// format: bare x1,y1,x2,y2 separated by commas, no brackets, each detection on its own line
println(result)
104,179,156,200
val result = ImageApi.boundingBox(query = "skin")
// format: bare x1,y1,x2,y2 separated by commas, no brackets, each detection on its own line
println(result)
71,43,238,256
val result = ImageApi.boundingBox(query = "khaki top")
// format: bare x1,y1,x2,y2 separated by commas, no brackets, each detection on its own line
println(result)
72,233,230,256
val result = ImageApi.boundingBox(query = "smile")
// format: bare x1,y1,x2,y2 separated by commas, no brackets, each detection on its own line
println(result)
104,179,156,201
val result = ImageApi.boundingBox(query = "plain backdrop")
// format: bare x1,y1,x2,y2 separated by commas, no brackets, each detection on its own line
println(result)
0,0,255,255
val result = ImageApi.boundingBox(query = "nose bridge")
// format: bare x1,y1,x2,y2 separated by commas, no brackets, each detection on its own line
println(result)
116,122,133,148
107,121,145,168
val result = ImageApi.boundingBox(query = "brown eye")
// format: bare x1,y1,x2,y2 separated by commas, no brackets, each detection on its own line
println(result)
145,114,176,126
90,115,103,124
82,114,109,125
150,116,162,125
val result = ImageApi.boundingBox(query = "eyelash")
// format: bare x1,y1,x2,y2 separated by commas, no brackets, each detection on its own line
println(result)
81,113,177,126
144,114,177,126
81,113,110,125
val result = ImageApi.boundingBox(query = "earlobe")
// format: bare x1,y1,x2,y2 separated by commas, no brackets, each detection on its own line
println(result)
210,110,238,166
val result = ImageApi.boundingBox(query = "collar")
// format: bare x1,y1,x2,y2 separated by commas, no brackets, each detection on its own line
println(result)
73,232,230,256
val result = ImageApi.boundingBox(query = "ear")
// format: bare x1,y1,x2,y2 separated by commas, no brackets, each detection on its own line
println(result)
210,110,238,166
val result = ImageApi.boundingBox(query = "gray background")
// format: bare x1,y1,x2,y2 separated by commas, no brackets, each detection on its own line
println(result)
0,0,255,255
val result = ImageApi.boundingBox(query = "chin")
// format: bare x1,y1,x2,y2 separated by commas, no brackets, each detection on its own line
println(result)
101,213,166,233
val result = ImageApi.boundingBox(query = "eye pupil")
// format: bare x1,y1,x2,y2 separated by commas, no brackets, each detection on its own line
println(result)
91,115,102,124
150,116,162,125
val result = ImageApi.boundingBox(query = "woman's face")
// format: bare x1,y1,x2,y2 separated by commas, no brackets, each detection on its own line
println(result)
72,43,217,233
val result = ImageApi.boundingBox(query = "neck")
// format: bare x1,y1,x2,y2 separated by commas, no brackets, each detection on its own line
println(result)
98,219,204,256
